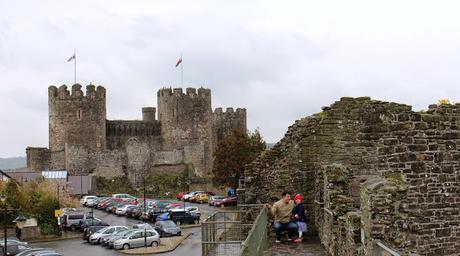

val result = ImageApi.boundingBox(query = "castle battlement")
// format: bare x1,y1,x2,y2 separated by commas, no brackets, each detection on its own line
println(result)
214,107,246,116
29,83,246,180
49,84,106,100
158,87,211,98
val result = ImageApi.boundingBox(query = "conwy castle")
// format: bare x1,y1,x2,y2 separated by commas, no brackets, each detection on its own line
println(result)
26,84,246,186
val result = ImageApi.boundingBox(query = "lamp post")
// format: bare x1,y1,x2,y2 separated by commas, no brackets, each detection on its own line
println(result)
143,175,147,248
1,195,26,256
1,195,6,256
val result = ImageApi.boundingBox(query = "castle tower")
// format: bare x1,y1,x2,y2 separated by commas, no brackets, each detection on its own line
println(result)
157,87,213,176
48,84,106,167
213,107,247,145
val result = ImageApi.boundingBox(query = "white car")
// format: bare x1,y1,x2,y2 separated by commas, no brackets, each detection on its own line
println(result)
112,194,136,201
115,205,134,216
114,229,160,250
89,226,128,244
80,196,98,206
86,198,99,207
183,191,204,201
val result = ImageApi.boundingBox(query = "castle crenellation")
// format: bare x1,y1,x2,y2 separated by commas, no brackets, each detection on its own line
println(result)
27,84,247,187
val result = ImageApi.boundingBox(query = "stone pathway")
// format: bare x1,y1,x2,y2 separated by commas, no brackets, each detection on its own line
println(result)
263,237,327,256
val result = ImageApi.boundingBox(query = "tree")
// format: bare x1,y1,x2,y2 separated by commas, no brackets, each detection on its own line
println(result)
213,129,266,187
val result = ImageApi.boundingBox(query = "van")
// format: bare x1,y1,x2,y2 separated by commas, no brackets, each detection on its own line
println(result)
62,212,87,231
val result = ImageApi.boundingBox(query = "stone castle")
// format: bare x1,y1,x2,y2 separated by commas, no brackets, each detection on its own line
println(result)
26,84,246,186
244,97,460,256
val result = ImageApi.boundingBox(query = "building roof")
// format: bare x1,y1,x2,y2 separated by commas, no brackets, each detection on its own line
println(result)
42,170,68,179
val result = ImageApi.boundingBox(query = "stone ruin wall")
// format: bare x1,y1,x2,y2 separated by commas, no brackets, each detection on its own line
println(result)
245,97,460,256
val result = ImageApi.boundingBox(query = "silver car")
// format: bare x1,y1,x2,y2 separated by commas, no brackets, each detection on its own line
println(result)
113,229,160,250
89,226,128,244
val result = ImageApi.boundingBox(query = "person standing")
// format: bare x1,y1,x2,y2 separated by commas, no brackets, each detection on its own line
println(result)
265,191,298,243
15,225,22,240
292,194,307,243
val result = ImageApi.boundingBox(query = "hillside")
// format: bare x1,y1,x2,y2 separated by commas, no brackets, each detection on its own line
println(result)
0,156,26,170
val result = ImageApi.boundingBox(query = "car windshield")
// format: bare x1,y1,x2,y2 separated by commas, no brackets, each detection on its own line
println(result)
96,227,109,233
161,221,177,228
121,230,135,237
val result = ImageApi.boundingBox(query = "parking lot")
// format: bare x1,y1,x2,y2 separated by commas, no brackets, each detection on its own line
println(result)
32,199,219,255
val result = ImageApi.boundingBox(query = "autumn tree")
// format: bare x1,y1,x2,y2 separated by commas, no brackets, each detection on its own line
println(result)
212,129,266,187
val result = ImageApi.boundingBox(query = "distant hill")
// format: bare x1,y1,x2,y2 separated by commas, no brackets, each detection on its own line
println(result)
266,143,276,149
0,156,26,170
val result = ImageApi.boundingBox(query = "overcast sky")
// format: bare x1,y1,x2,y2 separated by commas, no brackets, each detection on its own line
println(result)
1,0,460,157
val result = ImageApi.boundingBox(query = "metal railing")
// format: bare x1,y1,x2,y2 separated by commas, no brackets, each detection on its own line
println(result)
239,206,268,256
201,205,265,256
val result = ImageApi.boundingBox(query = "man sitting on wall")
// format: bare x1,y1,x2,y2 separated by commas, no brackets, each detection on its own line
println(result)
265,191,298,243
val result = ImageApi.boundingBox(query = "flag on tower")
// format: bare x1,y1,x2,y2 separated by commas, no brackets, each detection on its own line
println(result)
175,56,182,67
67,53,76,62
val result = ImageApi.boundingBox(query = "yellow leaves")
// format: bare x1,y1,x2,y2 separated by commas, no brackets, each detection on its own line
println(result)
437,99,451,105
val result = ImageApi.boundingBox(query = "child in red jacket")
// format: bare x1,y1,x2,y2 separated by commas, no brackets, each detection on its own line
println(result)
292,194,307,243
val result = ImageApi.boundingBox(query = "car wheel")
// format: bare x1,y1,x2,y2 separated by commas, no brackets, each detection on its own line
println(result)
70,225,77,231
151,241,159,247
123,243,130,250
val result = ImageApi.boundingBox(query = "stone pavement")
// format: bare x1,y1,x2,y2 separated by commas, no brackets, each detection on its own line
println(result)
263,237,327,256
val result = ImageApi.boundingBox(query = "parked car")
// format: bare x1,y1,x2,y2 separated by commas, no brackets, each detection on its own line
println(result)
157,211,199,225
78,218,109,231
106,201,124,213
82,226,107,241
0,241,31,255
187,193,202,203
97,198,115,210
116,204,136,216
85,197,101,207
166,203,184,209
61,212,87,231
112,194,136,202
195,193,209,204
0,237,28,246
147,207,168,223
154,220,181,237
154,200,172,209
103,229,136,248
126,205,140,218
214,196,238,207
15,248,62,256
209,196,226,206
176,192,187,201
183,191,204,201
132,223,155,230
113,229,160,250
80,195,98,206
89,226,128,244
170,206,201,218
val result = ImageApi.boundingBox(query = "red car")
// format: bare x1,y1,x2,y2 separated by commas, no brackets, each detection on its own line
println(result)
177,192,187,201
214,196,237,207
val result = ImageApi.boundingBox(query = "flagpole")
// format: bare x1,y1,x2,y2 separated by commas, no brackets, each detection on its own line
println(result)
181,53,183,87
74,49,77,85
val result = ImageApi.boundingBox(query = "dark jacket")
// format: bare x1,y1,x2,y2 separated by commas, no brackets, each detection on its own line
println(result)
292,203,306,222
